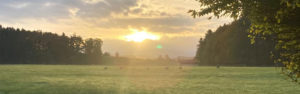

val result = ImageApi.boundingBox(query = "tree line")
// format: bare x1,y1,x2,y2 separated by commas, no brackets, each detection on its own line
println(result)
190,0,299,82
195,18,278,66
0,25,104,64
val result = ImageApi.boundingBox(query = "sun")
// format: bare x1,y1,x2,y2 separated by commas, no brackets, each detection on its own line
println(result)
124,29,160,42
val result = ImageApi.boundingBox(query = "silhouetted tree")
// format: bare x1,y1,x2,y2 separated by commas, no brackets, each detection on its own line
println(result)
190,0,300,82
195,18,277,66
0,26,104,65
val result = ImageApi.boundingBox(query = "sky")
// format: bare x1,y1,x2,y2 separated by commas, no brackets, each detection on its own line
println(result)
0,0,232,58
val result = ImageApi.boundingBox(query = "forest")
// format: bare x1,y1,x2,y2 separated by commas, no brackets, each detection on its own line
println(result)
0,25,105,64
195,18,278,66
190,0,299,82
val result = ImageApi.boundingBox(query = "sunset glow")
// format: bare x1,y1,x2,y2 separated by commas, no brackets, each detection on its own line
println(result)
0,0,232,58
124,29,160,42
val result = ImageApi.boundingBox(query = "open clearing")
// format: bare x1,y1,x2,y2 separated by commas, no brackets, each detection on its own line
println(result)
0,65,299,94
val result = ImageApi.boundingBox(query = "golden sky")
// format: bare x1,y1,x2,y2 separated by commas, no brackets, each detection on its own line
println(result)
0,0,232,58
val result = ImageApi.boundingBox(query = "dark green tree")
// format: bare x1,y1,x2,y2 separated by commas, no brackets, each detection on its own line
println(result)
84,38,103,64
195,18,276,66
190,0,300,82
0,25,105,65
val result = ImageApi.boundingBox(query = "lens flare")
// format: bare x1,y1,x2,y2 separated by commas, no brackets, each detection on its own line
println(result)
156,45,163,49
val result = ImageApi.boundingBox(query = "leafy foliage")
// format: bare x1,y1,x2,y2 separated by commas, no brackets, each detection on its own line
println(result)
190,0,300,82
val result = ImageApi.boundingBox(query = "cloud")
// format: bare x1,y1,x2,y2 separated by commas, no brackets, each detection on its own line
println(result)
44,2,56,7
0,0,232,38
8,2,31,9
0,0,227,34
81,0,106,4
130,8,144,14
89,14,231,35
0,0,138,20
0,0,233,58
0,0,71,20
102,37,200,58
69,8,80,17
89,15,199,33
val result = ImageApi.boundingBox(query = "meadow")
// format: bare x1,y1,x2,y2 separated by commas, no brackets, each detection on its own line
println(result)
0,65,299,94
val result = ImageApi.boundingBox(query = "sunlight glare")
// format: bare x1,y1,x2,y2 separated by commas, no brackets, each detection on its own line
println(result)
124,29,160,42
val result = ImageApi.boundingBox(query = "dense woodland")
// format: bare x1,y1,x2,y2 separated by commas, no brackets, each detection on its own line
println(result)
195,18,278,66
196,19,275,66
0,25,104,64
190,0,299,81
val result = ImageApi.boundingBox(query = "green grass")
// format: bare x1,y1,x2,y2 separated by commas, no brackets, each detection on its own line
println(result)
0,65,299,94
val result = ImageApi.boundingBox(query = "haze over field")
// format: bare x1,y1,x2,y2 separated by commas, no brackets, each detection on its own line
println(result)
0,0,300,93
1,65,300,94
0,0,232,58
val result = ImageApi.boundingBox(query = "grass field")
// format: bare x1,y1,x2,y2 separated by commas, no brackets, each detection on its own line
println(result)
0,65,300,94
